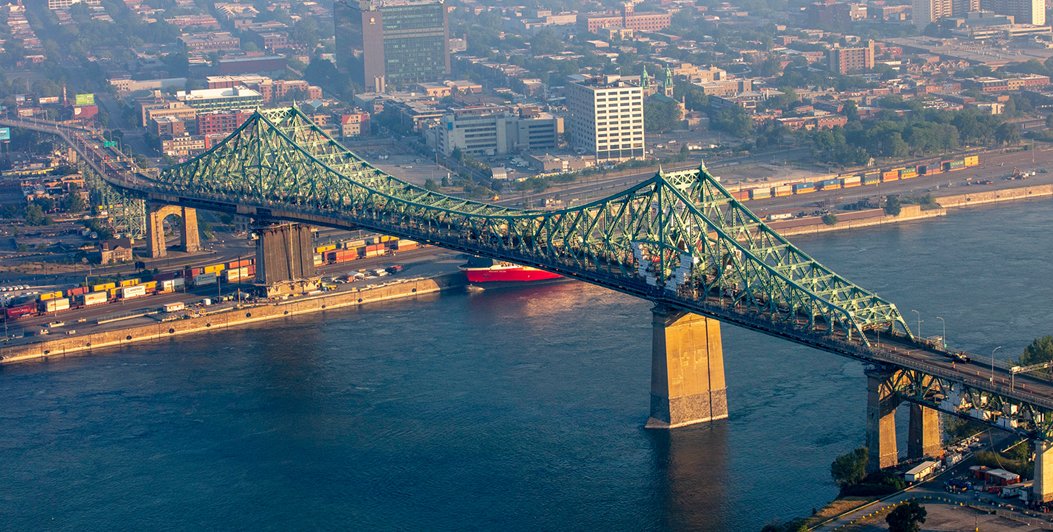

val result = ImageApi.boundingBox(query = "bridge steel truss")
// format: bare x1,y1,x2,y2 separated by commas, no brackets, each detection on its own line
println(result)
103,107,1053,440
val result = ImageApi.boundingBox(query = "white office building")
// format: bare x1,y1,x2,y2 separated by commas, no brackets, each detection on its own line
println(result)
566,75,645,161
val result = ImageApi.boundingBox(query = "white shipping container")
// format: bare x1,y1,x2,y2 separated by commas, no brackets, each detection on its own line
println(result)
163,302,185,313
173,277,185,288
121,285,147,299
43,298,70,312
192,273,218,287
160,279,176,292
82,291,108,306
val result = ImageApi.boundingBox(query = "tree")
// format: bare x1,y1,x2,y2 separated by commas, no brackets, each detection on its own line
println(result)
645,97,682,133
886,500,926,532
63,192,86,213
1019,336,1053,365
831,447,868,488
843,100,860,122
885,195,902,216
995,123,1021,146
822,213,838,225
24,203,51,226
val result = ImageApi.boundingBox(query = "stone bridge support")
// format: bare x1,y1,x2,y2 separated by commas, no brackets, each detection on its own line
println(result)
254,220,315,293
866,367,901,472
1035,440,1053,503
907,404,942,461
146,203,200,258
646,305,728,429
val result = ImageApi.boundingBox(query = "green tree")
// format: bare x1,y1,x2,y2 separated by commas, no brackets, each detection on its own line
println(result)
645,97,682,133
24,203,51,226
995,123,1021,145
63,192,86,213
423,178,439,192
885,195,902,216
831,447,868,488
1019,336,1053,365
843,100,860,122
886,500,926,532
822,213,838,225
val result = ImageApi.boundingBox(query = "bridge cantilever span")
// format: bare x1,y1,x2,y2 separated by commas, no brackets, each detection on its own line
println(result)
10,109,1053,500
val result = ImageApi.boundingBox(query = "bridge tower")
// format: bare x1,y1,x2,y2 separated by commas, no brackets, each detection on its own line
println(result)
646,305,728,429
253,220,318,296
1035,441,1053,502
145,203,201,258
866,367,943,472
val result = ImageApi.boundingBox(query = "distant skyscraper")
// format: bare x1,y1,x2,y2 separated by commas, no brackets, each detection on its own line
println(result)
334,0,451,92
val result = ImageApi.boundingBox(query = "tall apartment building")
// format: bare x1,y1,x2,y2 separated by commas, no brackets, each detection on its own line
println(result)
913,0,956,25
828,41,875,74
985,0,1046,24
566,75,645,161
334,0,450,92
429,106,560,157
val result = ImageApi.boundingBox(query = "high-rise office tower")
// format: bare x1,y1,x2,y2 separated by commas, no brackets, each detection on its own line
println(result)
566,75,645,161
334,0,451,92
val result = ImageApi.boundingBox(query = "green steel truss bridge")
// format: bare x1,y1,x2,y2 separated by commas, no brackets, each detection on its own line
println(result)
8,109,1053,445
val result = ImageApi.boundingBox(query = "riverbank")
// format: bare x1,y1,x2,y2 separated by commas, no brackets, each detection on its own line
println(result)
770,182,1053,236
0,273,467,365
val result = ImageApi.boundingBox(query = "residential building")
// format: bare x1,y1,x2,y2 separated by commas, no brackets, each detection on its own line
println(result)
579,2,672,33
161,134,210,157
180,32,241,54
828,41,875,74
174,87,263,112
47,0,100,10
334,0,451,91
566,75,645,161
913,0,955,26
196,109,255,137
428,106,560,157
340,112,372,138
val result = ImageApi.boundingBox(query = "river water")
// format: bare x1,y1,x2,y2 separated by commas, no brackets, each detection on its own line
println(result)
3,200,1053,530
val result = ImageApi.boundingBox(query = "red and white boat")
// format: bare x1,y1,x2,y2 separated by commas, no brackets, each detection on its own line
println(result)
459,257,562,287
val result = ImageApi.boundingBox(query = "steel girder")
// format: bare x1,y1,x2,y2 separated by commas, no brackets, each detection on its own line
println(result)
145,107,911,345
873,365,1053,440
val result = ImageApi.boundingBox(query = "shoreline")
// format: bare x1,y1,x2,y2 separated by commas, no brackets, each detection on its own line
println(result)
0,273,467,366
769,182,1053,236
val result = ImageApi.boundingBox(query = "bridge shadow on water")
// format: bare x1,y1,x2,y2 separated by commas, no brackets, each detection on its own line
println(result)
646,422,730,532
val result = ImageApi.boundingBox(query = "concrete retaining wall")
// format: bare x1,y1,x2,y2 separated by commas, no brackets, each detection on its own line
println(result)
2,273,466,365
935,184,1053,208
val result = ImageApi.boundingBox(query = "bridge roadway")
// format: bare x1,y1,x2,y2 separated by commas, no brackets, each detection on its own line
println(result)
8,116,1053,438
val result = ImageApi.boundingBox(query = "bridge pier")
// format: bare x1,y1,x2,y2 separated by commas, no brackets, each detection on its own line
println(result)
907,404,942,460
146,204,200,258
865,367,900,472
1035,440,1053,503
646,305,728,429
254,220,317,296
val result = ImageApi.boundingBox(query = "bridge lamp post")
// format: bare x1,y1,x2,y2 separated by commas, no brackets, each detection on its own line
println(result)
935,316,946,349
911,309,922,338
991,345,1003,384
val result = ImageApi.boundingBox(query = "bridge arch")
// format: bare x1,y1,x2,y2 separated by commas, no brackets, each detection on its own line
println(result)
146,203,201,258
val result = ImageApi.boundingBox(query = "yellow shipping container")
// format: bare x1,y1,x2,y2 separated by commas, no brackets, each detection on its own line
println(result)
120,278,140,287
108,288,120,298
204,264,226,274
40,291,60,301
964,155,979,167
93,282,116,292
315,244,337,253
143,281,157,290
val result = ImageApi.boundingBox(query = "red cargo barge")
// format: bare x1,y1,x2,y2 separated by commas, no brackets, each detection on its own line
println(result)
459,257,562,286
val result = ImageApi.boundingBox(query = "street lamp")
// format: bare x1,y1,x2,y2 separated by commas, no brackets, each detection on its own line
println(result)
935,316,946,350
911,309,922,338
991,345,1002,384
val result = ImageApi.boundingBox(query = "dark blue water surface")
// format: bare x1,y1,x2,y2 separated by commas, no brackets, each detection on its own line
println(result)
3,200,1053,531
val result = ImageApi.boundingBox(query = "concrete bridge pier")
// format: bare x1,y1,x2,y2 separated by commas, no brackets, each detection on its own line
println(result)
865,367,900,472
645,305,728,429
907,403,942,460
146,203,200,258
1035,440,1053,503
253,220,317,296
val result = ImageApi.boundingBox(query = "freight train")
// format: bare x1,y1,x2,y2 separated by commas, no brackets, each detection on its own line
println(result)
725,155,980,202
